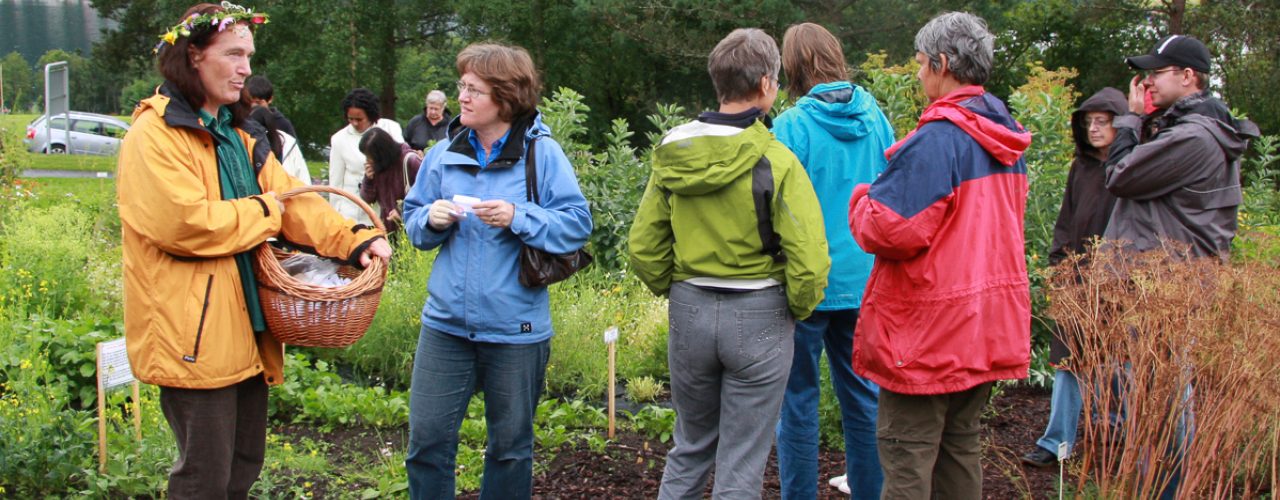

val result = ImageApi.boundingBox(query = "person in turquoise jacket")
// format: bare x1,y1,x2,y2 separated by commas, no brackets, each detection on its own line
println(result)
629,28,830,500
770,22,896,500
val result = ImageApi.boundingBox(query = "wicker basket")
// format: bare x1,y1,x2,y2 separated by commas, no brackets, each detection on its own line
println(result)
254,185,387,348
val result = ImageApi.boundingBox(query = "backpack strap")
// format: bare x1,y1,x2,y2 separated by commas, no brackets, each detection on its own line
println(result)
751,155,785,263
524,137,541,205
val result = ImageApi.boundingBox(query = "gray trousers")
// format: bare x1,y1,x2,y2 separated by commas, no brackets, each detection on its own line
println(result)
159,375,268,500
659,282,795,500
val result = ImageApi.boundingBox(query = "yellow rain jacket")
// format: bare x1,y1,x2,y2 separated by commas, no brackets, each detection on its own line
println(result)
118,84,383,389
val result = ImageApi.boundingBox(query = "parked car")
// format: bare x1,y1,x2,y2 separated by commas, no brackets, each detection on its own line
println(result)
24,112,130,156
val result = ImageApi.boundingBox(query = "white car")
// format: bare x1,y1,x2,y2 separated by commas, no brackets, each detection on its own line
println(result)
24,112,130,156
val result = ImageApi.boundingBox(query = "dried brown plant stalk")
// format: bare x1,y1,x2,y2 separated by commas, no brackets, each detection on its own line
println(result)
1046,240,1280,499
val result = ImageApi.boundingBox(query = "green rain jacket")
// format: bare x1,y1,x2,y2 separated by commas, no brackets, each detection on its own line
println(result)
628,119,830,320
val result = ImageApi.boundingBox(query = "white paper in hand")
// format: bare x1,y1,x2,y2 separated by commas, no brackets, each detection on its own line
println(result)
452,194,480,217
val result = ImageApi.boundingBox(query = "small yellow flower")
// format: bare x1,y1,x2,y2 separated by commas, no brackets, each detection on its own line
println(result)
162,31,178,45
19,359,31,370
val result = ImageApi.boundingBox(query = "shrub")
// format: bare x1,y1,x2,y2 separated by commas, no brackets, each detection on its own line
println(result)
1048,244,1280,497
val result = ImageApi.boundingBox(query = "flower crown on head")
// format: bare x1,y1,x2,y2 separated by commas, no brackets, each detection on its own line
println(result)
154,1,268,54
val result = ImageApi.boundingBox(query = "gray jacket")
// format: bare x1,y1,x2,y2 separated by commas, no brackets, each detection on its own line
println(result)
1103,91,1259,260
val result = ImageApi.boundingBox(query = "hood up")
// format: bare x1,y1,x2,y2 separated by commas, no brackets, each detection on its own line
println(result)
1071,87,1128,156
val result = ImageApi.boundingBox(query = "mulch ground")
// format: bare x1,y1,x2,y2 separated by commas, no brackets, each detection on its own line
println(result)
280,385,1059,499
519,385,1057,499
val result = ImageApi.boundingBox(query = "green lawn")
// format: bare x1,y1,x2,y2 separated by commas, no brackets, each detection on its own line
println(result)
20,176,117,210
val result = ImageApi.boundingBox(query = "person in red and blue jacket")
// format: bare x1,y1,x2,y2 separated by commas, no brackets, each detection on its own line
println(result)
847,11,1031,499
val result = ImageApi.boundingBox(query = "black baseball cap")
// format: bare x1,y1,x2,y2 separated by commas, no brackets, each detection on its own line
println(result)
1126,35,1211,73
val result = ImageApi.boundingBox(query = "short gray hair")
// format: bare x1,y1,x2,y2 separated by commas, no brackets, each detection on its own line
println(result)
425,90,447,106
708,28,780,104
914,12,994,85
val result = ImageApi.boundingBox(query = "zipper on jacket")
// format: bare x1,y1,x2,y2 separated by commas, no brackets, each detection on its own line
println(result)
183,275,214,363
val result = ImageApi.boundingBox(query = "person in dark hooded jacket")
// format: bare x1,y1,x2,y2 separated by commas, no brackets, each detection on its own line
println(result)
1106,35,1260,260
1020,87,1126,469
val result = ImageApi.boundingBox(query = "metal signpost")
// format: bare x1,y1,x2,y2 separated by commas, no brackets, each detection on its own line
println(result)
45,61,70,153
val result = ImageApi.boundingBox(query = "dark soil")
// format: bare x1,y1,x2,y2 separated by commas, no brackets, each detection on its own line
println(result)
520,384,1057,499
276,385,1057,499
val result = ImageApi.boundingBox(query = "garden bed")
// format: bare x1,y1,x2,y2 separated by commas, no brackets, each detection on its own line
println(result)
273,385,1058,498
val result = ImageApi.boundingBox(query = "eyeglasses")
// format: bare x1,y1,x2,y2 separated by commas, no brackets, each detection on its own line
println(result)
1142,68,1182,80
456,80,490,98
1085,117,1113,128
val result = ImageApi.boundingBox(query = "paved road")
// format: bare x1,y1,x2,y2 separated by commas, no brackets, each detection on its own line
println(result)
20,169,113,178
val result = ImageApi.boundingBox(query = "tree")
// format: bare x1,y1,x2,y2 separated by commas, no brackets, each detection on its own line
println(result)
1,52,35,113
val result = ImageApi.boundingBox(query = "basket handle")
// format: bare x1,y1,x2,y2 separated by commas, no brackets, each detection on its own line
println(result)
277,185,387,233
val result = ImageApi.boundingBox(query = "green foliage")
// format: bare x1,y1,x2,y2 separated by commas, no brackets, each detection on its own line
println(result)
626,405,676,443
1,51,35,113
858,53,925,139
545,269,669,399
576,117,648,270
1008,65,1079,351
0,203,120,319
625,375,664,404
118,76,163,115
269,354,409,431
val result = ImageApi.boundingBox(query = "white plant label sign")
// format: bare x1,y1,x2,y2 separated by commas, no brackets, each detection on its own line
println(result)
99,337,135,390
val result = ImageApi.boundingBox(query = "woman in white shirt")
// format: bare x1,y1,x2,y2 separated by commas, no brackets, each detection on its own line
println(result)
329,88,403,224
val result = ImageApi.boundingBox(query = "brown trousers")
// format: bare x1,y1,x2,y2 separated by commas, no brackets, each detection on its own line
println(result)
159,375,268,500
877,382,993,500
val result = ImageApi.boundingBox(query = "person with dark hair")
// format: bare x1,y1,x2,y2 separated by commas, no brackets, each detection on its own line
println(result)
248,103,310,184
772,22,894,500
117,3,391,497
329,87,404,225
848,12,1031,498
1019,87,1126,469
629,28,829,499
404,89,452,151
245,74,297,138
401,42,592,499
358,127,420,234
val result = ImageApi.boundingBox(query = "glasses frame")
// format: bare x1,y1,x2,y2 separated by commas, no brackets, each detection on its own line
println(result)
1142,68,1183,80
456,80,490,99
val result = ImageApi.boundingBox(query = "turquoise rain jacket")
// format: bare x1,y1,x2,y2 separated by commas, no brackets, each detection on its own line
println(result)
773,81,895,310
403,114,592,343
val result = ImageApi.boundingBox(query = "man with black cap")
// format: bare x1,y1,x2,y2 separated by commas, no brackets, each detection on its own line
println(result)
1104,34,1259,261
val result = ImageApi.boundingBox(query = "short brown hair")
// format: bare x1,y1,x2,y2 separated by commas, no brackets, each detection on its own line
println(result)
708,28,780,104
456,43,542,123
781,23,848,97
156,3,252,124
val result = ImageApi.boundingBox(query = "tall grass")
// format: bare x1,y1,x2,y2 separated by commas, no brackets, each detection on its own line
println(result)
1048,240,1280,498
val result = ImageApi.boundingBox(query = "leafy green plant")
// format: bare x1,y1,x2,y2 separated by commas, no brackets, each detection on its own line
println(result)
626,405,676,443
625,375,664,403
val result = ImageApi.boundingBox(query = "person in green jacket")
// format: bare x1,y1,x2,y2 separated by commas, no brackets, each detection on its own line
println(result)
628,27,830,500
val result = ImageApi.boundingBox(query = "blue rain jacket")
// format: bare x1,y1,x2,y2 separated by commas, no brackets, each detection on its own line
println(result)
772,81,895,310
403,113,593,343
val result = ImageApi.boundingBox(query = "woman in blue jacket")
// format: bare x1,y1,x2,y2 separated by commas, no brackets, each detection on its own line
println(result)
401,43,593,499
771,22,896,499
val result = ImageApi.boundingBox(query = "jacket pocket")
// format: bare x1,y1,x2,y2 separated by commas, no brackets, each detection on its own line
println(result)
183,272,214,363
1180,183,1242,210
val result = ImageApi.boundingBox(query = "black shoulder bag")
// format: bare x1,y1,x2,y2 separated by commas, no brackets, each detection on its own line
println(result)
517,138,593,287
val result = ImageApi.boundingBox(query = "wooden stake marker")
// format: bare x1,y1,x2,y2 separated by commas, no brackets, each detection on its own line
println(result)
604,326,619,439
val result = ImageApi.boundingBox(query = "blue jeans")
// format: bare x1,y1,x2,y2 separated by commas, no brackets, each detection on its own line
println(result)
776,309,882,499
1035,369,1082,458
405,326,550,500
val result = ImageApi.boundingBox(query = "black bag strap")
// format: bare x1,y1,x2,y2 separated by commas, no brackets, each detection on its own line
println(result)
524,137,541,205
751,155,785,263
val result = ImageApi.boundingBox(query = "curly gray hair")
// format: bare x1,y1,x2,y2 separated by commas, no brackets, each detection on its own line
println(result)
914,12,994,85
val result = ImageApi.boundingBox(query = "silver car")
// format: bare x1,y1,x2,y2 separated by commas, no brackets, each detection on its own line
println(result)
24,112,130,156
